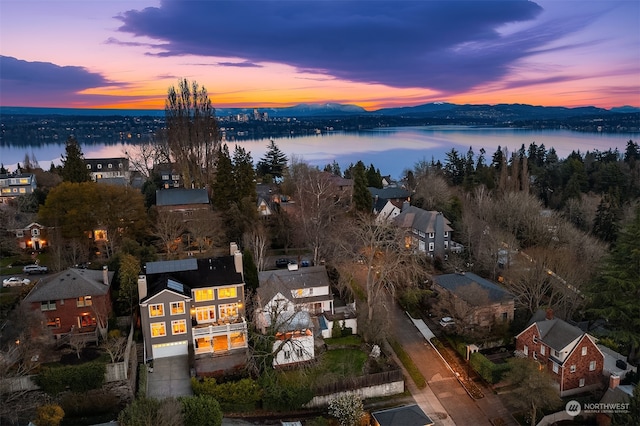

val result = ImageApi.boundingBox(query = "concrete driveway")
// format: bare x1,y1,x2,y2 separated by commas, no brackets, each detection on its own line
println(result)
147,355,193,399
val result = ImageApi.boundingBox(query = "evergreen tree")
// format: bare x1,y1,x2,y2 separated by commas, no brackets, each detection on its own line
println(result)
366,163,382,188
351,161,371,213
232,144,256,202
257,140,287,182
60,136,91,182
211,144,235,210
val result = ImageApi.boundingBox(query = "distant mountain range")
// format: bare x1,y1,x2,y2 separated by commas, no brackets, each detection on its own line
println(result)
1,102,639,121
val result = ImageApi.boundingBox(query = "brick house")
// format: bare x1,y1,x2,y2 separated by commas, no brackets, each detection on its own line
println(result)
515,309,605,397
432,272,515,328
23,267,114,340
9,221,48,251
137,243,248,361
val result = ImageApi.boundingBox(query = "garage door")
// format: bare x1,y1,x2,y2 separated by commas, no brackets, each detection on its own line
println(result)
152,340,188,358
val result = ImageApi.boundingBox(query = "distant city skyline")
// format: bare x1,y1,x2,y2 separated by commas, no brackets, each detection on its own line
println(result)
1,0,639,110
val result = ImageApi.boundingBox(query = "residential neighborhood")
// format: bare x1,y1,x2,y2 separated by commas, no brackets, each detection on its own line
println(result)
0,103,639,426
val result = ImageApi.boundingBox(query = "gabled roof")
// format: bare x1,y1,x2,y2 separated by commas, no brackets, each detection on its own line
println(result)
368,186,411,200
25,268,113,302
263,310,313,333
143,256,242,302
433,272,514,305
394,205,453,233
371,404,434,426
156,188,209,206
524,310,588,352
257,266,331,305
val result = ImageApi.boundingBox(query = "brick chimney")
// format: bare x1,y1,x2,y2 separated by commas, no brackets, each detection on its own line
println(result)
545,308,554,320
609,374,620,389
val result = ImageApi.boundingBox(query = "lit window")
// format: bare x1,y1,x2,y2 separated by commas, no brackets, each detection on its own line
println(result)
47,318,61,328
195,306,216,323
589,361,596,371
218,287,237,299
170,302,185,315
219,303,239,321
171,320,187,335
581,347,587,356
570,365,576,373
150,322,166,337
194,289,214,301
579,378,585,387
149,304,164,317
77,296,92,307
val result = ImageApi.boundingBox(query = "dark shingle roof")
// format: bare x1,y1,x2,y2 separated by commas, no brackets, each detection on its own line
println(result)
394,205,453,233
371,404,434,426
143,256,242,302
257,266,331,304
527,310,587,351
433,272,514,305
25,268,113,302
368,187,411,200
156,188,209,206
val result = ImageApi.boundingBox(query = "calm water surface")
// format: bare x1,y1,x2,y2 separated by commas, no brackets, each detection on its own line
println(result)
2,126,637,179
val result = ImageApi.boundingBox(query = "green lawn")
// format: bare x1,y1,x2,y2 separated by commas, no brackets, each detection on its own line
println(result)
324,334,362,347
320,348,368,376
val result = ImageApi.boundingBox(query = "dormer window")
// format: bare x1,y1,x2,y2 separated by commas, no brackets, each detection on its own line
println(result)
86,164,92,169
97,164,102,169
108,163,113,169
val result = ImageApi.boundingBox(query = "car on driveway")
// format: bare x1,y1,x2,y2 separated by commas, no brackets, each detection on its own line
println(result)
23,264,48,274
439,317,455,327
3,277,31,287
275,258,293,268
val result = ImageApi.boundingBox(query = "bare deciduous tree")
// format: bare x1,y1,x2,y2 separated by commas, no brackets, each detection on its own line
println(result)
243,223,269,272
165,78,220,189
152,209,185,258
185,209,223,254
101,330,128,363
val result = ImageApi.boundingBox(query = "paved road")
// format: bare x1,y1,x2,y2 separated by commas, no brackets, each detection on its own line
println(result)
389,302,517,426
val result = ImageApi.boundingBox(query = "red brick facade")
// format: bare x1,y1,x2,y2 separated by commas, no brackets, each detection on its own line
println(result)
31,292,112,336
516,322,604,396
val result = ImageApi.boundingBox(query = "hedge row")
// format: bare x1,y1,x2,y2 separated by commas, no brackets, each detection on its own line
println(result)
36,362,106,395
469,352,510,384
191,377,262,412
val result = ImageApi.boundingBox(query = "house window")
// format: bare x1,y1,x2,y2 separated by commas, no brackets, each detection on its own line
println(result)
581,347,587,356
523,345,528,356
76,296,92,307
170,302,185,315
541,345,546,356
570,365,576,373
533,336,539,344
171,320,187,335
428,242,434,252
589,361,596,371
41,301,56,311
502,312,508,321
47,318,61,328
553,349,560,358
194,289,214,301
16,230,24,237
150,322,166,337
218,287,237,299
97,164,102,169
284,350,291,360
108,163,113,169
295,348,304,358
579,378,585,387
552,363,559,374
162,174,169,181
219,303,239,321
428,232,435,239
444,231,449,237
149,304,164,317
195,306,216,323
87,164,92,169
31,228,40,236
533,351,537,360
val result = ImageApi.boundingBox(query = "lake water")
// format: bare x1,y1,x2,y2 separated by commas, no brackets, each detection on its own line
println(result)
1,126,637,179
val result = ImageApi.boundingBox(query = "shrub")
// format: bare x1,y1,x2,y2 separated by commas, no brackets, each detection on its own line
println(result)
137,363,148,398
59,390,119,418
469,352,510,384
34,404,64,426
36,362,106,395
328,392,364,426
332,320,342,338
117,397,183,426
260,372,314,411
191,377,262,412
179,395,222,426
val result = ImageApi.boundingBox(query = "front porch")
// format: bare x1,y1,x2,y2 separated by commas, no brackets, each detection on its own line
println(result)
192,318,248,355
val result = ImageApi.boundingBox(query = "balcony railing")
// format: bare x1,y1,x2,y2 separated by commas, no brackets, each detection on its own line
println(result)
192,318,247,338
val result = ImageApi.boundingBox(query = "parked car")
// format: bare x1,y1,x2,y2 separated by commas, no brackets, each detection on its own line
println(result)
3,277,31,287
275,258,292,268
23,264,48,275
300,260,312,267
439,317,455,327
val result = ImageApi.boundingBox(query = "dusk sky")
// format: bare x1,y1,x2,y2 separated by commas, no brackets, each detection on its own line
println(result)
1,0,639,111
